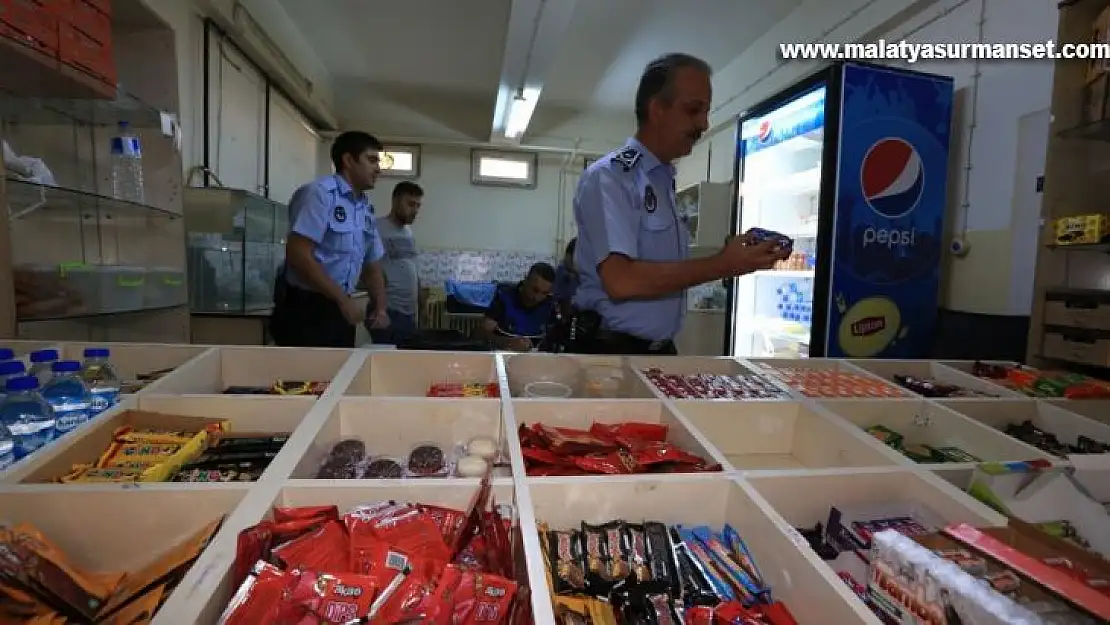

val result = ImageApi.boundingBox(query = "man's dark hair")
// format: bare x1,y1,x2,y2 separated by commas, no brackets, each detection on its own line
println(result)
392,181,424,198
330,131,383,171
634,53,712,127
528,262,556,282
564,238,576,257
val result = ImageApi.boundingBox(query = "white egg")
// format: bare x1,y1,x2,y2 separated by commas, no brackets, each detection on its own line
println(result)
456,455,489,478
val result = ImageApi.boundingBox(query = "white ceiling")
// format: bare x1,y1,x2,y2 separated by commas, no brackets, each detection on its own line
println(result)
276,0,804,140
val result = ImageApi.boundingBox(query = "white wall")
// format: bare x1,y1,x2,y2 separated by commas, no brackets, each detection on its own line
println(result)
678,0,1056,316
365,145,583,257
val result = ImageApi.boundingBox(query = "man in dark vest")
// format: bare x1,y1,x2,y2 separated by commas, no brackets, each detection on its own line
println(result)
479,263,556,351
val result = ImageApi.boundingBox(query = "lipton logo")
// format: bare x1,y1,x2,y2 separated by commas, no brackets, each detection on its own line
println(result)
851,316,885,337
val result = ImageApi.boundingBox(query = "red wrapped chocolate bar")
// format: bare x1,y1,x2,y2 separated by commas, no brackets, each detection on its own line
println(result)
518,421,721,477
219,476,524,625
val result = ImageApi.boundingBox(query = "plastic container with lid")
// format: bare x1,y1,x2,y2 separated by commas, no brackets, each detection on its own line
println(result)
81,347,121,415
0,375,55,459
42,361,92,435
145,266,186,308
28,348,59,385
0,360,26,399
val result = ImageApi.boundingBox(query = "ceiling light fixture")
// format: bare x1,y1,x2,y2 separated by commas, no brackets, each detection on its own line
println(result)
504,87,541,139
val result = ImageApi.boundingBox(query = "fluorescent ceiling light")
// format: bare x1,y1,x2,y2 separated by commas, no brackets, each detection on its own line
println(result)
504,87,541,139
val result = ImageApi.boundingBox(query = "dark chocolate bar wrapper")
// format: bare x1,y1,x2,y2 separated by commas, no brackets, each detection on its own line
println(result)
192,450,280,466
669,527,719,606
545,530,588,595
172,465,264,482
210,434,290,451
581,522,618,595
643,522,681,598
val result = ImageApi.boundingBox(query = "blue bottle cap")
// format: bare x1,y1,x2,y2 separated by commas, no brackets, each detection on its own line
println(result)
83,348,110,359
51,360,82,373
29,349,59,363
0,348,13,361
0,361,25,376
5,376,38,392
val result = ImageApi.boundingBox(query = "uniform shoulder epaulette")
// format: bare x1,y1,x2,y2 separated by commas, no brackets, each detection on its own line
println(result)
608,146,642,173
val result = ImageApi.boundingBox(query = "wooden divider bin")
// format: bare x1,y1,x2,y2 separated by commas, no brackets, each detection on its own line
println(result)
817,398,1057,466
150,346,351,395
1047,398,1110,426
289,397,508,479
846,358,1024,398
57,342,210,391
502,353,654,398
938,398,1110,456
4,394,316,484
343,350,497,396
677,400,901,471
510,398,726,474
0,486,247,584
527,476,878,624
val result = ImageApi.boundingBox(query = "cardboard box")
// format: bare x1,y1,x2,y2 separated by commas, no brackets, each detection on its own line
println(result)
967,461,1110,560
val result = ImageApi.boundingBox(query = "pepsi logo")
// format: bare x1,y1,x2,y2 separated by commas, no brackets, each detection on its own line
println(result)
757,119,772,142
860,137,924,219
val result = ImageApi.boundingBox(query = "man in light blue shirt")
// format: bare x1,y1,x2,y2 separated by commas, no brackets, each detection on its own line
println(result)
571,53,789,354
271,131,390,347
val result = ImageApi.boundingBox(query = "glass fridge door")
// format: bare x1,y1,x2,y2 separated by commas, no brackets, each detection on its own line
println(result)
731,86,826,358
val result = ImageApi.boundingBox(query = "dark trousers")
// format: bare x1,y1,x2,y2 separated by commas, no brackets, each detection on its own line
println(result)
593,332,678,355
271,283,355,348
369,310,417,345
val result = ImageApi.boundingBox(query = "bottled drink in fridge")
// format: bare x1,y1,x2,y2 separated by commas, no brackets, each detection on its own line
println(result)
0,375,55,459
0,422,13,470
80,348,121,415
110,121,145,203
28,348,58,385
42,361,91,435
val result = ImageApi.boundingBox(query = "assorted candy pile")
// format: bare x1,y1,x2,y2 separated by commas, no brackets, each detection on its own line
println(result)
224,380,329,396
542,519,797,624
1004,420,1110,457
427,382,500,398
972,362,1110,399
519,421,720,477
892,374,996,398
53,420,289,483
314,436,501,479
0,518,221,623
758,367,906,398
221,479,527,624
863,424,980,464
642,368,787,400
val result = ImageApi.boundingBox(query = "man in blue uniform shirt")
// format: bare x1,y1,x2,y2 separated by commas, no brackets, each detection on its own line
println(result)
271,131,390,347
571,53,789,355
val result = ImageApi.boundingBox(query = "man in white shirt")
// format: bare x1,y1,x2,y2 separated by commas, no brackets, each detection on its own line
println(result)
368,181,423,344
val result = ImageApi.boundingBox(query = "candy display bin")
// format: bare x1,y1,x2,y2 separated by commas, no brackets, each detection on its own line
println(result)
161,479,520,625
151,345,355,395
817,398,1057,466
938,397,1110,457
343,349,498,396
931,466,976,491
503,353,654,398
3,394,317,484
289,397,509,479
1047,398,1110,426
526,476,877,624
846,358,1025,398
630,354,754,376
510,398,726,476
57,342,211,393
677,400,902,471
745,357,910,399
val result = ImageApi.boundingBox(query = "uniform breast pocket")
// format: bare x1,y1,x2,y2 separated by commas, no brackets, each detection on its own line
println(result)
639,213,679,260
323,216,357,253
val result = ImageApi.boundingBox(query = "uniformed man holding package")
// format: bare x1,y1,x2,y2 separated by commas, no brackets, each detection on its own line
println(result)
571,53,789,355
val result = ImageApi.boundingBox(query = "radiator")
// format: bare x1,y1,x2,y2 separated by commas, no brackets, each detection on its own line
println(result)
422,297,447,329
421,290,484,336
444,313,485,337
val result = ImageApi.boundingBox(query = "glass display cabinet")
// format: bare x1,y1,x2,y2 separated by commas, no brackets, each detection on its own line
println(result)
184,187,287,315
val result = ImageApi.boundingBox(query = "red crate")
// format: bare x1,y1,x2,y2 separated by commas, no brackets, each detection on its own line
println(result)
0,0,59,51
59,19,115,84
69,0,110,44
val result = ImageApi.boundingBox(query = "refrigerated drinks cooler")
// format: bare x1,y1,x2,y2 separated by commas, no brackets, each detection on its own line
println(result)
725,61,954,359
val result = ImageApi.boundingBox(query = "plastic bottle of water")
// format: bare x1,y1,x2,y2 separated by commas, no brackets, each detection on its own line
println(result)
0,376,55,459
0,360,26,401
0,348,13,362
28,348,58,385
81,348,121,416
0,422,13,471
110,121,145,204
42,361,92,435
